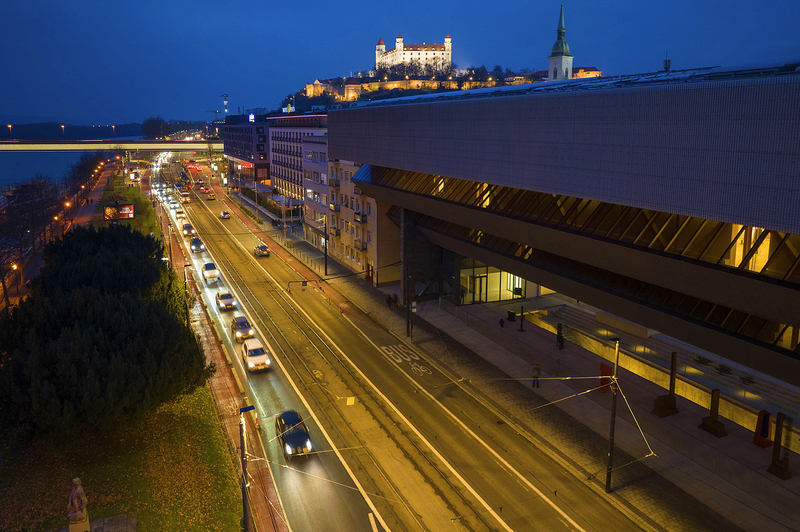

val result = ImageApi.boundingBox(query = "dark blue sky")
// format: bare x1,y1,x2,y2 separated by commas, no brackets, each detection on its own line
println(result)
2,0,798,126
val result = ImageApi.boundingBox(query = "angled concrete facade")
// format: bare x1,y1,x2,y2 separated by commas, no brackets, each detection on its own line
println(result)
330,74,800,235
328,65,800,386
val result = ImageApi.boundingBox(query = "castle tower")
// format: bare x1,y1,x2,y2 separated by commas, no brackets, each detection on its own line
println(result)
445,33,451,53
396,33,404,52
376,38,385,69
548,4,573,81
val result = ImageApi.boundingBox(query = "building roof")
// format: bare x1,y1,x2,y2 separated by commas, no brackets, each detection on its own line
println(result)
397,33,402,39
347,60,800,109
377,38,384,45
402,44,446,51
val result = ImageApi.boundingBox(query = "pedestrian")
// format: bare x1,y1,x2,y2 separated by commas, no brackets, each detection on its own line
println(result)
386,294,392,309
499,318,505,328
532,364,541,388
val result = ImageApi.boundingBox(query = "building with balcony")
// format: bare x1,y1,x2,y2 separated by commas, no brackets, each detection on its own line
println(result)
327,159,399,286
270,114,327,202
302,134,330,251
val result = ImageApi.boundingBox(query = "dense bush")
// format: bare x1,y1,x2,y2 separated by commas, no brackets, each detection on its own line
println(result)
0,225,214,437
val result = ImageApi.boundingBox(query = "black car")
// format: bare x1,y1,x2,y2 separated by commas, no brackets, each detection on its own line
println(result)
190,237,205,252
275,410,312,458
231,316,254,342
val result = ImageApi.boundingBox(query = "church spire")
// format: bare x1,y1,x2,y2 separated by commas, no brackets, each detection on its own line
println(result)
550,3,571,57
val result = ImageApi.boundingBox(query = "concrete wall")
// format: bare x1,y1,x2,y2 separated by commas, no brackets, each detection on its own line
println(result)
329,75,800,235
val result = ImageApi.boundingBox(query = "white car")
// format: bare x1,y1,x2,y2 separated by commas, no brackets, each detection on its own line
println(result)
202,262,219,282
242,338,270,372
176,210,186,220
169,201,179,210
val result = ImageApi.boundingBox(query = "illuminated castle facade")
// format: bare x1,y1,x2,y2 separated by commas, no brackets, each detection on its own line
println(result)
375,33,452,70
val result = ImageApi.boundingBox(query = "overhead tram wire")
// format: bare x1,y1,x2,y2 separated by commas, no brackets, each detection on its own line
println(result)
185,198,498,531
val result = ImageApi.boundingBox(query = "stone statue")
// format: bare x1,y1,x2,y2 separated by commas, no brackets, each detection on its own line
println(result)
67,478,88,523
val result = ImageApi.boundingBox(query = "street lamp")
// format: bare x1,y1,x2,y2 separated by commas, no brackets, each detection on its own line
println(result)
605,337,621,493
112,125,115,137
6,125,11,139
183,263,191,328
61,125,65,137
65,202,71,221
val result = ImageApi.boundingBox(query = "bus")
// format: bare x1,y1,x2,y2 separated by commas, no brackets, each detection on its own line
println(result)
180,190,190,203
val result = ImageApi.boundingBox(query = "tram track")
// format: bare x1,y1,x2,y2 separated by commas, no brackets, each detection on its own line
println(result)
184,190,501,531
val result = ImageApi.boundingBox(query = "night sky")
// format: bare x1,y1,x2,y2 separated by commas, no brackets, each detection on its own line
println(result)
2,0,798,126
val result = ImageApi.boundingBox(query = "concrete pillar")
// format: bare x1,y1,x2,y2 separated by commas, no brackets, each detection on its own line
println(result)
767,413,792,480
699,388,727,438
652,351,679,417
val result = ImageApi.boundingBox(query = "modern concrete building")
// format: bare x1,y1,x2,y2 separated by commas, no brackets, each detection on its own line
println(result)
328,61,800,386
302,134,330,251
270,114,327,202
221,115,270,185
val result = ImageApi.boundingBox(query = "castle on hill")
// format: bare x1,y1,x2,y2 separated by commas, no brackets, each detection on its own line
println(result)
304,5,600,103
375,33,452,71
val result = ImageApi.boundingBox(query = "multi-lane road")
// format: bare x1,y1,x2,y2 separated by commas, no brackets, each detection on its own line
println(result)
154,160,642,532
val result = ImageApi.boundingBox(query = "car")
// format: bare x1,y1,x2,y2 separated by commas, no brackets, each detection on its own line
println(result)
219,211,231,219
190,237,205,252
207,193,216,200
182,223,195,236
254,244,271,257
199,186,208,193
275,410,313,458
197,178,204,184
169,201,179,210
231,316,254,342
215,290,237,310
202,263,219,282
176,210,186,220
242,338,270,372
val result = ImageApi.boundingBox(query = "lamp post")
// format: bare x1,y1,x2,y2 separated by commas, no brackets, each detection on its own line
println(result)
112,125,115,138
605,337,621,493
61,125,65,137
65,202,71,222
6,125,11,139
183,263,190,328
11,264,18,294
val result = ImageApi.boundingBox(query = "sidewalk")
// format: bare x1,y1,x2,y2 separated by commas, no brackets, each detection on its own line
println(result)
229,190,800,532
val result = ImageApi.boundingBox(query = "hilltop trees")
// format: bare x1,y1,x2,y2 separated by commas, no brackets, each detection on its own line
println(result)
141,116,168,139
0,225,214,438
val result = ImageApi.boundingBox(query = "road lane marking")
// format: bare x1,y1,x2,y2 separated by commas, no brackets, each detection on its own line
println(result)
350,317,587,532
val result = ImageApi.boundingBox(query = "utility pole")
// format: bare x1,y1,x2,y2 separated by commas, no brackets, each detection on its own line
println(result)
605,337,621,493
239,405,254,532
324,214,328,276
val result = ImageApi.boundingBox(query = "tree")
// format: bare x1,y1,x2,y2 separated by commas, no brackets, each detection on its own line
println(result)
492,65,505,82
142,116,168,139
0,225,215,438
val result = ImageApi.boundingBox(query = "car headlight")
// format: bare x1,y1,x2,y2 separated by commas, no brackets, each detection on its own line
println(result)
232,301,237,306
306,440,312,451
236,331,242,337
191,245,196,250
248,329,253,335
285,444,293,455
248,361,255,368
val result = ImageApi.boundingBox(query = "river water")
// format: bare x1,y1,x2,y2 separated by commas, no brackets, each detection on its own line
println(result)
0,137,143,188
